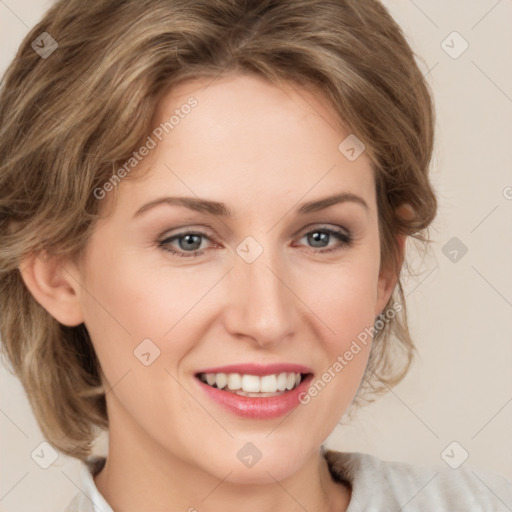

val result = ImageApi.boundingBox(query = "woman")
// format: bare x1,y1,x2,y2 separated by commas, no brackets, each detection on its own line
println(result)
0,1,510,510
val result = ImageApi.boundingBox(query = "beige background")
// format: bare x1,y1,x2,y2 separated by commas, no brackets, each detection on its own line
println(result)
1,1,511,510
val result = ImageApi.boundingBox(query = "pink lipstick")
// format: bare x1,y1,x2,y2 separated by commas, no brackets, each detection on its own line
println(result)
193,363,313,419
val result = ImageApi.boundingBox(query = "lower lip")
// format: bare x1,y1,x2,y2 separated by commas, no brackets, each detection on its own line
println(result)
195,374,314,419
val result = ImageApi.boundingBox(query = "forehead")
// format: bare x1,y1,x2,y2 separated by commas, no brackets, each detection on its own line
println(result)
112,73,376,216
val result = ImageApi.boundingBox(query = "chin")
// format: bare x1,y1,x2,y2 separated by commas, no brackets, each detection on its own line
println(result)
195,439,313,486
219,459,301,485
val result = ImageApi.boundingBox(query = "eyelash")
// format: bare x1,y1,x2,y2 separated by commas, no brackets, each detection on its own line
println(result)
158,227,353,258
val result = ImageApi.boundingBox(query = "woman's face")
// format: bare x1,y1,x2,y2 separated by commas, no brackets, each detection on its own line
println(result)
72,73,396,483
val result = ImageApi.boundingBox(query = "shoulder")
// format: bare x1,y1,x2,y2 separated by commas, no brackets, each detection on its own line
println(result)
63,456,111,512
323,449,512,511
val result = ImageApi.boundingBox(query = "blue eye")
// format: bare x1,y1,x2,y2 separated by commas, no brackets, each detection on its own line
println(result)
158,227,352,258
158,231,211,257
298,228,352,253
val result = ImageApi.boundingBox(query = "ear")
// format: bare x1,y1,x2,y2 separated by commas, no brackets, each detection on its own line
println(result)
375,233,406,317
18,251,85,327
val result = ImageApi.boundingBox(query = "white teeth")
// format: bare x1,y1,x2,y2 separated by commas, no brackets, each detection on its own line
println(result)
227,373,242,390
276,372,288,391
286,373,295,390
215,373,227,390
199,372,304,394
260,374,277,392
242,374,261,392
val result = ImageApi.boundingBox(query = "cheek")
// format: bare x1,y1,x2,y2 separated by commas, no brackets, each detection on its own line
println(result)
312,271,376,382
78,242,220,389
80,241,191,338
301,248,381,339
292,279,377,447
295,246,380,403
296,260,380,419
77,254,196,425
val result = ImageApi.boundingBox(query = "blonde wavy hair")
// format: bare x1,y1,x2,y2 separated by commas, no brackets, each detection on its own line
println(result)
0,0,437,461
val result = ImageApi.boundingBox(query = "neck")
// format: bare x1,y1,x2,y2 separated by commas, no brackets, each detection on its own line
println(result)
93,404,351,512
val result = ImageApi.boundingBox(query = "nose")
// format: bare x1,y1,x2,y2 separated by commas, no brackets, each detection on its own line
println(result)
222,246,299,348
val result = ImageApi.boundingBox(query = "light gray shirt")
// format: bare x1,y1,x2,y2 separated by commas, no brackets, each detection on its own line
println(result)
64,449,512,511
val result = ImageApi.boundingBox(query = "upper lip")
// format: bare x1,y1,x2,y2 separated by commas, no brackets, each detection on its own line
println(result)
195,363,313,377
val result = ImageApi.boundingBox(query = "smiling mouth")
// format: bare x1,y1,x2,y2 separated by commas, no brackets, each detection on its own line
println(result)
196,372,311,397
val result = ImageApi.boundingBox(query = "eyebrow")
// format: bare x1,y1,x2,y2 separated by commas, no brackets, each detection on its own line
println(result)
133,192,368,218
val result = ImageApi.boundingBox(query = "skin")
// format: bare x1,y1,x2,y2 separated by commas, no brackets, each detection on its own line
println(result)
20,73,402,512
